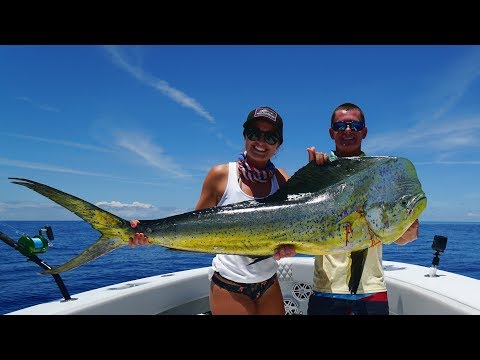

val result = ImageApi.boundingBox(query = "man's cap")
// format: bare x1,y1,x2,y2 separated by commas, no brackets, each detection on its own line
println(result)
243,106,283,144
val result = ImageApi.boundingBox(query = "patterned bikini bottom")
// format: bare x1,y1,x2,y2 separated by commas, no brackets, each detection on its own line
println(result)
211,272,277,301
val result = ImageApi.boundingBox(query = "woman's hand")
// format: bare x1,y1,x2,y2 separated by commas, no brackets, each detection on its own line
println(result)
274,244,297,260
129,220,152,248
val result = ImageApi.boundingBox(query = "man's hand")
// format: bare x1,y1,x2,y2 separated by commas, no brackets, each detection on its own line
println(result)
395,219,419,245
307,146,329,165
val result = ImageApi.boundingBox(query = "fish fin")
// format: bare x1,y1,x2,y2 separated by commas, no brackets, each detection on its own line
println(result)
41,235,125,274
348,249,368,294
338,211,364,225
10,178,131,273
341,210,369,294
266,157,393,202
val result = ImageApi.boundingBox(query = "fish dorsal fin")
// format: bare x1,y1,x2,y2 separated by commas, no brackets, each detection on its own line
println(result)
265,157,394,203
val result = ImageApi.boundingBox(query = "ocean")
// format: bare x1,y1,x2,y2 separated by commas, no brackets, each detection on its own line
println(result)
0,220,479,315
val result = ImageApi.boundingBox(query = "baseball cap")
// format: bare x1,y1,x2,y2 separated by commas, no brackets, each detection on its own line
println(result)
243,106,283,145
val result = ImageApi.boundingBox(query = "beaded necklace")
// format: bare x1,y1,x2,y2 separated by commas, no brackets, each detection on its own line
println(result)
237,151,276,183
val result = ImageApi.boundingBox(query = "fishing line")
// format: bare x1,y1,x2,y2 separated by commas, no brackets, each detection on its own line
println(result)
0,221,28,238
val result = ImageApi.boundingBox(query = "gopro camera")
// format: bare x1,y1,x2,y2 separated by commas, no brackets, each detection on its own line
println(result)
432,235,447,253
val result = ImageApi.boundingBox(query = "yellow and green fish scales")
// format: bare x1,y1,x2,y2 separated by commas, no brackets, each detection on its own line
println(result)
10,156,426,274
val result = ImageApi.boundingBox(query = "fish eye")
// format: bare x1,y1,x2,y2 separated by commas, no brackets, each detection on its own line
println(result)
399,196,409,206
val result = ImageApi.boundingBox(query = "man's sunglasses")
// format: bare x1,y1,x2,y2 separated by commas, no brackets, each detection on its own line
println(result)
245,127,280,145
332,121,365,132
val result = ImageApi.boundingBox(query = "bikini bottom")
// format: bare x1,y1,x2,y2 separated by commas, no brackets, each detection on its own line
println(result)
211,271,277,301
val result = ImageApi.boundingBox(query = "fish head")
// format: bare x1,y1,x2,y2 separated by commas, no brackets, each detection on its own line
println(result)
366,191,427,244
364,158,427,243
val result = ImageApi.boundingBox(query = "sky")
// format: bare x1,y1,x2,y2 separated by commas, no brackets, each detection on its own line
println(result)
1,44,479,223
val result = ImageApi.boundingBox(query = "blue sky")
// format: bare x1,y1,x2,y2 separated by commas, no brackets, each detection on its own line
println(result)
1,45,479,222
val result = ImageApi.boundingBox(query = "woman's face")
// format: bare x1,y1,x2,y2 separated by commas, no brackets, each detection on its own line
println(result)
244,120,280,164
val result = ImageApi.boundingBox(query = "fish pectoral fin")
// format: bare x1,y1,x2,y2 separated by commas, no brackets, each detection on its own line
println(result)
338,211,364,226
338,212,365,237
41,235,126,274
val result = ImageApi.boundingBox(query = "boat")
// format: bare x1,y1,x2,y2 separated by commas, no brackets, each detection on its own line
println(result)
5,255,480,315
2,226,480,315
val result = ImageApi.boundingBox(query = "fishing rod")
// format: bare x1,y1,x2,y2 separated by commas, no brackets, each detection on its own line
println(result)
0,225,72,301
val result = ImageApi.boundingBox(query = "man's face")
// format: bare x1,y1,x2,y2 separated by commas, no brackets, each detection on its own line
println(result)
329,109,367,156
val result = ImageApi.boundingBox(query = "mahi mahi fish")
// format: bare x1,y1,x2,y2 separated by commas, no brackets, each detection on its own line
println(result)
9,156,426,276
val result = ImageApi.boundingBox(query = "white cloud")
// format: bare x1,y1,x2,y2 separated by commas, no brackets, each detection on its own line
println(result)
0,133,113,153
114,130,191,178
95,200,155,209
104,45,215,124
16,96,60,113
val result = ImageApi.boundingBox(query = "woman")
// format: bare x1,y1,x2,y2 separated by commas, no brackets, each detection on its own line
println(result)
130,106,295,315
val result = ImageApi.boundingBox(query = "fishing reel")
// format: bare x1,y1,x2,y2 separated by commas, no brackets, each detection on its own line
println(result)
1,224,72,301
17,225,54,257
427,235,447,278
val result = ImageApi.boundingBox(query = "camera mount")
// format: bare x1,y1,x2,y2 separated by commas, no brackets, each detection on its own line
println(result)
427,235,447,277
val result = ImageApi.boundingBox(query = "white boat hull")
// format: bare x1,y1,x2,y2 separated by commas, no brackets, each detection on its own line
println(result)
6,257,480,315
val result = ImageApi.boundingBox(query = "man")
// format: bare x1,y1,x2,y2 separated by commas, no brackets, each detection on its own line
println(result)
306,102,419,315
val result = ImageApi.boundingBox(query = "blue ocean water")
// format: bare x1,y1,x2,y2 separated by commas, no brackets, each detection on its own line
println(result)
0,220,479,315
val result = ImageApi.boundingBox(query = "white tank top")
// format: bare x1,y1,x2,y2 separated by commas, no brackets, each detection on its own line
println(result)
208,161,280,283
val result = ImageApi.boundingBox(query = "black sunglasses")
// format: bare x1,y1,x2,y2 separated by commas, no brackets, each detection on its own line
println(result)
332,121,365,132
245,127,280,145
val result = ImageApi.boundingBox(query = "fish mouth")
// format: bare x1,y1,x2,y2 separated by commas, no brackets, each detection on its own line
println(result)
408,193,427,213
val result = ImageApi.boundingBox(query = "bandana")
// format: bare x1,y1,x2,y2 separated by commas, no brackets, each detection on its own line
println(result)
237,151,276,183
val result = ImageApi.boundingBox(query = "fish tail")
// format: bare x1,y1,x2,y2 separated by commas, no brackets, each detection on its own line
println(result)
9,178,131,274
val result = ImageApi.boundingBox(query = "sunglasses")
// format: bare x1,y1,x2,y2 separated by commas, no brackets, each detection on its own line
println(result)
332,121,365,132
245,127,280,145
